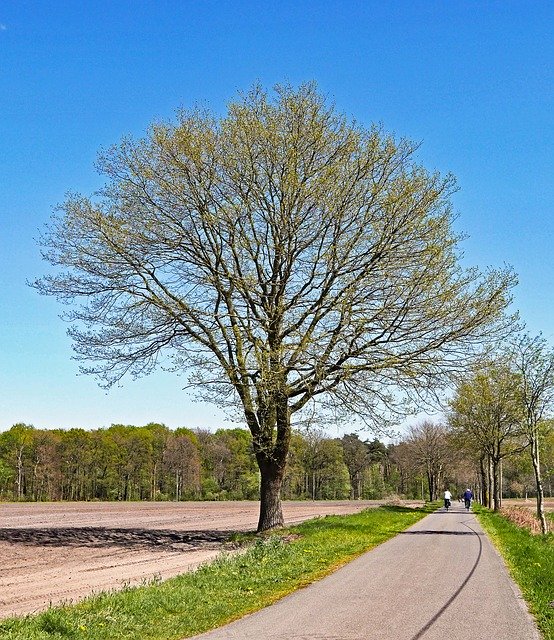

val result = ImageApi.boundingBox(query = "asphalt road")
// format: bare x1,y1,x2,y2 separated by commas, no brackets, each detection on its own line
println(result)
189,503,541,640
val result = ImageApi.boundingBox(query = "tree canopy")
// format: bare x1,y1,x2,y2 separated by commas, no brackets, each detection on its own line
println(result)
34,83,516,530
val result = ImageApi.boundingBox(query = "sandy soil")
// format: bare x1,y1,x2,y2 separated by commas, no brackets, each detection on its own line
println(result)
0,499,406,618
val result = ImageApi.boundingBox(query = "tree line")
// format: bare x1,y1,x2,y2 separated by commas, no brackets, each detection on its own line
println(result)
0,423,392,502
1,419,551,506
401,420,554,505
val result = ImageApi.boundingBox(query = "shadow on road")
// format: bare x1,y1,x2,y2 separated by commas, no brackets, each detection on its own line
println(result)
401,529,484,536
408,520,483,640
0,527,235,551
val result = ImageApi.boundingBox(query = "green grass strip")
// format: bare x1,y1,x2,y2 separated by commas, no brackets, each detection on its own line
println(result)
0,505,430,640
476,506,554,640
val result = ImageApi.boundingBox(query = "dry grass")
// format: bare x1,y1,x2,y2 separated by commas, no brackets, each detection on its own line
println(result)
499,506,543,534
502,498,554,512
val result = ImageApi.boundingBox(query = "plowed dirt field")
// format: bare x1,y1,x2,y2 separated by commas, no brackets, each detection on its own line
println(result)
0,500,406,618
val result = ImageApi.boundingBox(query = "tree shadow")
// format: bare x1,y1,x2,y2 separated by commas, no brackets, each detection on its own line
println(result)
294,506,427,537
0,527,236,551
437,510,473,515
376,505,425,513
401,529,484,536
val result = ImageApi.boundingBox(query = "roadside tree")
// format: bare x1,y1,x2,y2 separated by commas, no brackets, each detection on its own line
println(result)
508,333,554,533
449,362,525,510
34,83,516,531
543,427,554,498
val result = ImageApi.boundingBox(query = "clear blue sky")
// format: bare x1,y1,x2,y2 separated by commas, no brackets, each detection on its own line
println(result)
1,1,553,434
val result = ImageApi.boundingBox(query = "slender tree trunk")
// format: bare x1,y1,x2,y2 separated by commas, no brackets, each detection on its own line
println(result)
487,455,493,509
16,447,24,500
480,456,487,506
530,435,548,534
349,473,355,499
492,457,501,511
151,462,157,500
426,470,434,501
498,458,504,507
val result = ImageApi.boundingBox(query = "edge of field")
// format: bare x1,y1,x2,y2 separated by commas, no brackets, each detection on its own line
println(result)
0,504,432,640
475,505,554,640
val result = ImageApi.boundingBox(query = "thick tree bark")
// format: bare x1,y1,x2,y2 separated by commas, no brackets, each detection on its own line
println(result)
257,456,286,532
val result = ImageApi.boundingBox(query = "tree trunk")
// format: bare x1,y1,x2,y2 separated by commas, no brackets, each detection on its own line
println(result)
487,455,494,509
530,435,548,535
426,470,434,501
349,473,355,499
492,457,501,511
16,447,24,500
479,455,488,506
151,462,157,500
257,456,285,532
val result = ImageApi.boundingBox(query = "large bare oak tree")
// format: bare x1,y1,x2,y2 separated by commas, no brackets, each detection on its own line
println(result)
34,83,516,531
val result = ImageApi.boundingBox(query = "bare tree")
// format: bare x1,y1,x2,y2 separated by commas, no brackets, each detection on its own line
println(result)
509,333,554,534
405,421,452,501
34,83,515,531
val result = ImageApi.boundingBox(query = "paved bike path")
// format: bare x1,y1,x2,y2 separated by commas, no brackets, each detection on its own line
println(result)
189,503,540,640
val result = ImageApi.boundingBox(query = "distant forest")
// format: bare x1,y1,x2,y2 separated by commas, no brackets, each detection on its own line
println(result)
0,422,552,503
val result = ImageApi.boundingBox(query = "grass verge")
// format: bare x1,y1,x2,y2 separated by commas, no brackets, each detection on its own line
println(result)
475,505,554,640
0,505,430,640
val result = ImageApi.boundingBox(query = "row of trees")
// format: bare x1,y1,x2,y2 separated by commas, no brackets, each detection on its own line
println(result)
1,418,552,509
0,423,389,503
0,423,255,503
449,334,554,533
402,419,554,505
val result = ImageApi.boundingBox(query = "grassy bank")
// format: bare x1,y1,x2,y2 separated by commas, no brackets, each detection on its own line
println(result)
476,506,554,640
0,504,430,640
